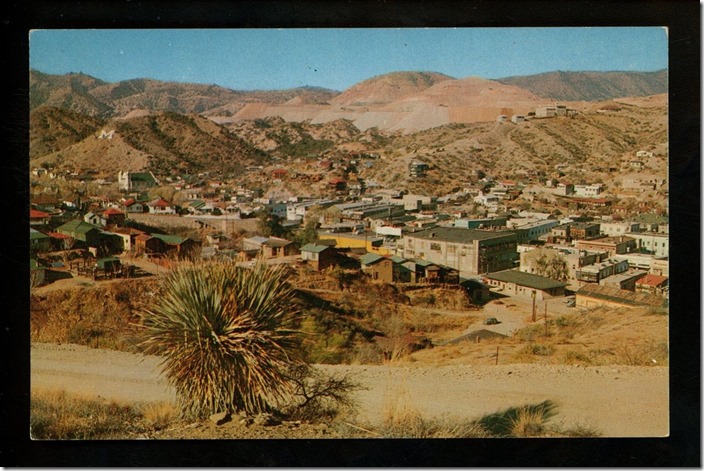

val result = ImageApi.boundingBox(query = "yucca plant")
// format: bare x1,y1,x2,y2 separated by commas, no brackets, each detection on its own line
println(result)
139,260,302,418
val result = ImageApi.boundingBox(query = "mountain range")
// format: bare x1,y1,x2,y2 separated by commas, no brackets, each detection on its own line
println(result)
29,68,668,194
30,69,667,134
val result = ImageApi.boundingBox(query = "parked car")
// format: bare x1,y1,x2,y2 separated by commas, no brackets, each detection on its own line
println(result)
484,317,501,325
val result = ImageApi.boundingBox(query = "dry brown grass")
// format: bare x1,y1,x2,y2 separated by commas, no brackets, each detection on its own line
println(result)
30,388,178,439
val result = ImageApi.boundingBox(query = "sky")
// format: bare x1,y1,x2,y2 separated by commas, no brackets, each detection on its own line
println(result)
29,27,668,91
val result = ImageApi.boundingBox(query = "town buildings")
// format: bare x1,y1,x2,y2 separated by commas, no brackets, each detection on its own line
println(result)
401,227,518,278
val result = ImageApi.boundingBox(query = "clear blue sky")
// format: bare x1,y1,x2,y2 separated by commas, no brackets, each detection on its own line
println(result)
29,27,668,91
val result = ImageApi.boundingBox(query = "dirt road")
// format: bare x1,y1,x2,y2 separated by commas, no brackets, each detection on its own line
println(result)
30,342,669,438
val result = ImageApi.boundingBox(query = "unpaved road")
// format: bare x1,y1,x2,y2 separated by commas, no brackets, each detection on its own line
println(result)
31,342,669,438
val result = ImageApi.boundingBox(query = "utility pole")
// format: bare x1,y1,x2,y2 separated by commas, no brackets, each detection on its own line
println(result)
544,301,548,337
531,290,537,322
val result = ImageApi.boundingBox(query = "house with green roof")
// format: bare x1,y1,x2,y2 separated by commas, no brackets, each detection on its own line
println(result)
484,269,567,300
300,243,338,271
360,253,393,282
30,229,51,254
55,220,102,248
151,233,201,260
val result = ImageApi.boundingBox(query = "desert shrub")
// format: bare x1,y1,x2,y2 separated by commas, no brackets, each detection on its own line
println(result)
521,343,555,357
514,324,545,342
281,364,363,423
139,260,303,418
613,341,669,366
477,400,558,438
562,349,592,364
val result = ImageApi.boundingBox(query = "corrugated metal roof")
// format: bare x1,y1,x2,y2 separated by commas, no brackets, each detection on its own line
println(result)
577,283,667,307
360,253,384,265
485,269,567,290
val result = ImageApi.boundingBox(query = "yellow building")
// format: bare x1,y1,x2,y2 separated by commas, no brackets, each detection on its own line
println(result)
317,232,394,256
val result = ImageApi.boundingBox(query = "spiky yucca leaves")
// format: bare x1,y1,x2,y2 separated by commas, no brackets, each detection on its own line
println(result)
140,260,302,418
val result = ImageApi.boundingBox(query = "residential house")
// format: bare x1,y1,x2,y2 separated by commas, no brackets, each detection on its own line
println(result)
30,229,51,254
30,209,52,227
31,195,61,213
360,253,394,282
328,178,347,191
106,227,145,253
146,198,177,215
401,227,518,278
101,208,126,226
573,184,603,198
134,234,167,256
511,115,525,124
242,236,296,259
460,278,492,304
122,198,145,214
484,269,567,301
300,243,338,271
555,182,574,196
151,234,201,260
271,169,289,180
55,220,102,248
409,161,430,177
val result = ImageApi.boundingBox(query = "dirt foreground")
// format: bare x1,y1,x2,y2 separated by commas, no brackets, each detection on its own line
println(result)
30,342,669,438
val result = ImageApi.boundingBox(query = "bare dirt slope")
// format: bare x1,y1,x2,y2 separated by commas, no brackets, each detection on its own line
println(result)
30,342,669,438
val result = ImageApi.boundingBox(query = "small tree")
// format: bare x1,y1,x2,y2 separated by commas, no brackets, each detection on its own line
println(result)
532,249,569,282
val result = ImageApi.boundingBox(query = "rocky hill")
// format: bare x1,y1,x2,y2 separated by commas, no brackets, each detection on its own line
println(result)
496,69,668,102
30,108,272,176
329,71,454,106
356,95,668,194
29,69,340,119
30,69,668,134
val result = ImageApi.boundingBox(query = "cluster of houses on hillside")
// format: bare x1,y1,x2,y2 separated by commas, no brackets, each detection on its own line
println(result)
30,164,669,311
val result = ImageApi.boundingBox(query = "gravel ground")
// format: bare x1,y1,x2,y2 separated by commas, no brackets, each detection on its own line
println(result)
30,342,669,438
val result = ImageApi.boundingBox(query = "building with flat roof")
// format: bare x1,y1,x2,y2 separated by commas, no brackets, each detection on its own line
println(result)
484,269,567,300
401,227,518,278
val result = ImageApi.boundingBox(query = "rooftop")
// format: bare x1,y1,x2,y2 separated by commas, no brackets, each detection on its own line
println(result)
635,274,669,287
407,227,516,243
300,243,332,254
485,269,567,290
360,253,385,266
577,283,667,308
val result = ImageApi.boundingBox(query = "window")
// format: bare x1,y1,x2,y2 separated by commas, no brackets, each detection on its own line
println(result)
430,243,441,251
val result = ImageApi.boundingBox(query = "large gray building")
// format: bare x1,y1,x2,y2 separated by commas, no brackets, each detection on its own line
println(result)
401,227,518,277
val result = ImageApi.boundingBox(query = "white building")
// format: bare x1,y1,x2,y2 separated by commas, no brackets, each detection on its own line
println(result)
573,184,603,198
